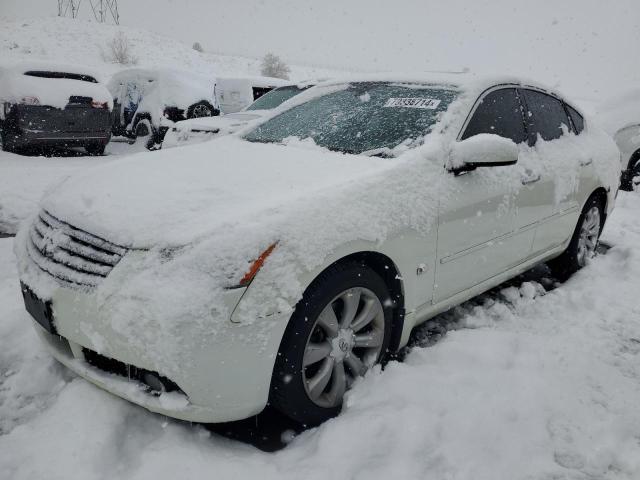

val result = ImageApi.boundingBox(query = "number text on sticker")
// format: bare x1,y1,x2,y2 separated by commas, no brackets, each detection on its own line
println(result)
383,97,442,109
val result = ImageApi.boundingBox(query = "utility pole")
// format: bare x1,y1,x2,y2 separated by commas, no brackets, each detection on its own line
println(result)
57,0,82,18
57,0,120,24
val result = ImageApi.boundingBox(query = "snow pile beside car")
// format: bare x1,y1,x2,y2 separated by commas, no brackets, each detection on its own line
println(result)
1,191,639,479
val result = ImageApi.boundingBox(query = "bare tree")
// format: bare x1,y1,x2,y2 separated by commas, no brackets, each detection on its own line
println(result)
260,53,290,80
192,42,204,53
103,31,138,65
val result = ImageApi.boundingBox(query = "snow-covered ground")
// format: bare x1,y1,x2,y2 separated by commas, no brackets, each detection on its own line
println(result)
1,191,639,479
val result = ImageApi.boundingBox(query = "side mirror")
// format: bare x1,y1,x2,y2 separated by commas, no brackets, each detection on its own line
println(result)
452,134,519,170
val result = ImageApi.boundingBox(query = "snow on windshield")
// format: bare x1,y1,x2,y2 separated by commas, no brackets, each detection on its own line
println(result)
244,82,459,156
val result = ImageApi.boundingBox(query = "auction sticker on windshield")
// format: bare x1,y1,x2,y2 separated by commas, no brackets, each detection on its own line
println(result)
383,97,442,109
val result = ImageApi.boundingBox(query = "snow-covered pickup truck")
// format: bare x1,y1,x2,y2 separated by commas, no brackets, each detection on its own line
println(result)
162,83,314,148
107,67,219,149
0,61,113,155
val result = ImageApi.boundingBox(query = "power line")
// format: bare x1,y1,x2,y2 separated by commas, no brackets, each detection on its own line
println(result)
57,0,120,24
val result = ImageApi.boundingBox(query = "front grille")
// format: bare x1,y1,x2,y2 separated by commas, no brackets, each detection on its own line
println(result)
83,348,183,395
27,210,127,288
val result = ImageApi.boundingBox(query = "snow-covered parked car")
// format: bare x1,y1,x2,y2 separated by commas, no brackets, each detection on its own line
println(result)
162,83,314,148
16,74,621,426
597,89,640,191
0,61,112,155
107,67,219,149
615,125,640,190
215,75,290,114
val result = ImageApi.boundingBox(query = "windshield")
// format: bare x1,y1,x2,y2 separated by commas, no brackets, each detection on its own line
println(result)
244,82,458,156
246,85,310,111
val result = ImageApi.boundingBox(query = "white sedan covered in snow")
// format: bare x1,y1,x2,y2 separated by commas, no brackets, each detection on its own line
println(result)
16,74,620,426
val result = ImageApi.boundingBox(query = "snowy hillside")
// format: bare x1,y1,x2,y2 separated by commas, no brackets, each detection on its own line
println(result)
0,17,343,81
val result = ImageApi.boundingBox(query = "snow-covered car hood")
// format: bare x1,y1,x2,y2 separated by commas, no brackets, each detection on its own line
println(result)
41,135,394,248
173,111,266,133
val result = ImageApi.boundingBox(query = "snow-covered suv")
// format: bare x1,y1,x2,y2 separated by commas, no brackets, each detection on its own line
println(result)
107,67,219,149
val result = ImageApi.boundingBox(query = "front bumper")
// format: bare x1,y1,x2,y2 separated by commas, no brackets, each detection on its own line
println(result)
161,126,218,149
19,244,291,423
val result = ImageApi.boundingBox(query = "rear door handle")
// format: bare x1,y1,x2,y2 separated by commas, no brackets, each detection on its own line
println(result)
521,173,541,185
580,159,593,167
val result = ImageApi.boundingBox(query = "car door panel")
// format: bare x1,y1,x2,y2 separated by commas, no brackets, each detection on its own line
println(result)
434,168,518,303
518,89,584,255
434,87,528,304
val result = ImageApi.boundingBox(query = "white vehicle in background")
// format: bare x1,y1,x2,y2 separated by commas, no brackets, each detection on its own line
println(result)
615,125,640,190
597,89,640,190
17,75,620,427
215,75,289,113
162,83,315,148
107,67,219,149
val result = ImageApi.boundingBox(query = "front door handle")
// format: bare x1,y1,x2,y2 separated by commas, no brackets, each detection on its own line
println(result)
580,158,593,167
521,173,541,185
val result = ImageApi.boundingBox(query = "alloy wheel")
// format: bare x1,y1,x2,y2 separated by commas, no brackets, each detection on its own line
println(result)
302,287,385,408
191,104,212,118
576,206,600,266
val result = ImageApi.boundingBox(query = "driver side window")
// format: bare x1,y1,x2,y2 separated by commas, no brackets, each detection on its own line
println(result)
461,88,527,145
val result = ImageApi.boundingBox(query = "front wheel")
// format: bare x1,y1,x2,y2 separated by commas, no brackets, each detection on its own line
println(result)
548,195,604,279
187,101,217,119
134,119,158,150
0,125,13,153
270,263,392,426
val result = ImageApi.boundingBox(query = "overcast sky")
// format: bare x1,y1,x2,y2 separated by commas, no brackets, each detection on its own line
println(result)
2,0,639,98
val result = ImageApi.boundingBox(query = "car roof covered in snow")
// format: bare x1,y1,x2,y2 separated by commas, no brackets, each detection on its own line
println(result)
216,75,291,88
108,67,212,83
0,59,105,82
310,71,574,104
0,60,112,109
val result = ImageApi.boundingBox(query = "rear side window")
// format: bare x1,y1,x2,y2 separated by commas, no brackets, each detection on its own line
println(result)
565,104,584,134
461,88,527,144
523,89,571,142
24,71,98,83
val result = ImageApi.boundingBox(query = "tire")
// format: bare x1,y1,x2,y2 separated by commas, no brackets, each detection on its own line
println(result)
270,263,393,426
0,124,14,153
621,152,640,191
631,159,640,191
134,119,157,150
187,101,217,119
85,142,106,156
548,195,604,279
